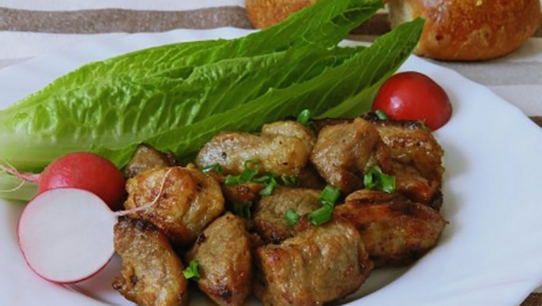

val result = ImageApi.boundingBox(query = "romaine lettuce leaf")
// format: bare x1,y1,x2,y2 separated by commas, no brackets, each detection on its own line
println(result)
8,0,382,112
0,2,424,202
98,19,425,165
0,46,362,171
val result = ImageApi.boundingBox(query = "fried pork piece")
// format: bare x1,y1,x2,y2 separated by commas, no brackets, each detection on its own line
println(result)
207,170,263,205
208,166,321,205
196,120,315,176
187,213,252,306
363,114,444,205
310,118,392,193
253,187,321,243
124,166,224,247
255,218,373,305
113,218,187,306
223,182,263,204
297,165,326,189
335,190,446,266
123,144,177,178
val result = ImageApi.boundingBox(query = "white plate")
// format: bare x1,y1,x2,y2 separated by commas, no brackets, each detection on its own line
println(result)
1,28,542,306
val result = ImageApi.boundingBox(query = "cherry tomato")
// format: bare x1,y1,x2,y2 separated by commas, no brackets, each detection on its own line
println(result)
372,71,452,130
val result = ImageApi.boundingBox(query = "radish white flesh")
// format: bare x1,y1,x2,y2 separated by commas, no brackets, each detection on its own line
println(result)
18,188,117,283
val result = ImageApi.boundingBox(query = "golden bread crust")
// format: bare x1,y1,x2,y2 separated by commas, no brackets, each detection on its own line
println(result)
388,0,542,60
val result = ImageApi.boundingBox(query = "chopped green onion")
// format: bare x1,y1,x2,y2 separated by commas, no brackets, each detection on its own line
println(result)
318,185,341,206
380,174,396,193
281,176,299,186
224,165,259,186
253,172,275,184
363,167,378,189
260,177,278,196
233,201,252,219
224,162,298,197
253,172,299,196
201,163,222,174
252,172,278,196
297,109,316,130
183,260,200,280
284,209,300,226
239,168,259,183
224,175,240,186
297,109,311,125
363,165,396,193
307,185,341,226
375,110,389,120
308,204,334,226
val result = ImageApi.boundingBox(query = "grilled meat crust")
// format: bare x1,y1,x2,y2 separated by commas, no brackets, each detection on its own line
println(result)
187,213,252,306
196,121,315,177
206,171,264,206
297,165,326,189
123,144,177,179
310,118,392,193
316,115,444,205
254,218,373,305
362,114,444,204
113,218,187,306
335,190,446,266
124,166,224,247
208,165,323,205
253,187,321,243
223,182,264,204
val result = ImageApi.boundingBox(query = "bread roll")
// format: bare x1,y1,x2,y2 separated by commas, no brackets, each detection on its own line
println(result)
387,0,542,61
246,0,315,29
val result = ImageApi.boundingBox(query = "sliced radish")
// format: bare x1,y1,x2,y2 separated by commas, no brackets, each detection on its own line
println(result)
18,188,117,284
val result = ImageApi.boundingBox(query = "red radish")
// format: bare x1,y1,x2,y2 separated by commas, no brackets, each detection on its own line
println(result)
17,169,172,284
18,188,117,284
1,152,125,210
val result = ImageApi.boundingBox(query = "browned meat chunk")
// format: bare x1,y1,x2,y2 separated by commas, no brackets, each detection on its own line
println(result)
253,187,321,243
363,114,444,205
335,190,446,266
254,218,373,305
187,213,252,306
196,121,315,177
124,166,224,247
113,218,187,306
297,165,326,189
207,167,318,207
123,144,177,178
311,118,392,193
223,182,263,205
209,171,263,206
